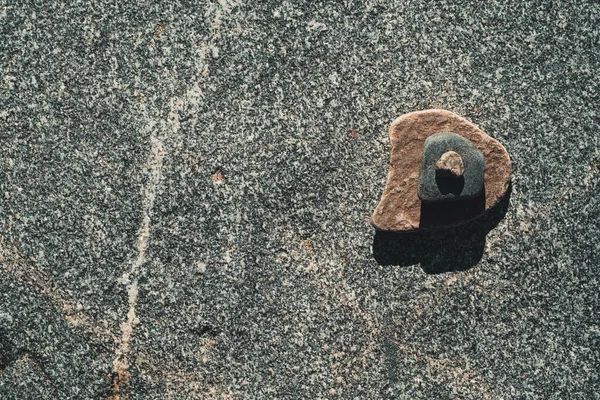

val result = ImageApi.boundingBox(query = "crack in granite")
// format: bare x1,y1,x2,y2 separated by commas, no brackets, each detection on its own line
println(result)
111,103,169,398
110,66,211,394
108,3,231,389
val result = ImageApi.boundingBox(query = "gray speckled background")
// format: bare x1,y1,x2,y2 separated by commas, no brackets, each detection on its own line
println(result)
1,1,599,399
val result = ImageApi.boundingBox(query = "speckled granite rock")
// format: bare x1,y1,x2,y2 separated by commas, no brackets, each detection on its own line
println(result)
1,1,599,399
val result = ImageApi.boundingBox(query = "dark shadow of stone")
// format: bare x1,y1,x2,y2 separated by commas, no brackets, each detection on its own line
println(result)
372,184,511,274
418,189,486,229
435,175,465,195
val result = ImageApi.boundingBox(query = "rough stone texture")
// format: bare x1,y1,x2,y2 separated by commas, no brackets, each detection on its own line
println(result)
435,150,465,178
1,1,600,399
373,110,510,231
418,132,485,203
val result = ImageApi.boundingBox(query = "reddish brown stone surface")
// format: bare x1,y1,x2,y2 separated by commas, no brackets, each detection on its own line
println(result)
371,109,511,232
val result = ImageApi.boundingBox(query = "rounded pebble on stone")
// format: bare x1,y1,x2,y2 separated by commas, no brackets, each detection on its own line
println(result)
435,151,464,178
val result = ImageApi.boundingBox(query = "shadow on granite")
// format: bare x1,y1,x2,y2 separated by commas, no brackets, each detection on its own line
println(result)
372,184,511,274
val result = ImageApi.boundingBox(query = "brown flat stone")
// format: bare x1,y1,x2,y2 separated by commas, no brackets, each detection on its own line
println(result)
371,109,511,232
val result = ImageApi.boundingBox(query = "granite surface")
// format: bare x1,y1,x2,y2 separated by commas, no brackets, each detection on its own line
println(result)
0,1,599,399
